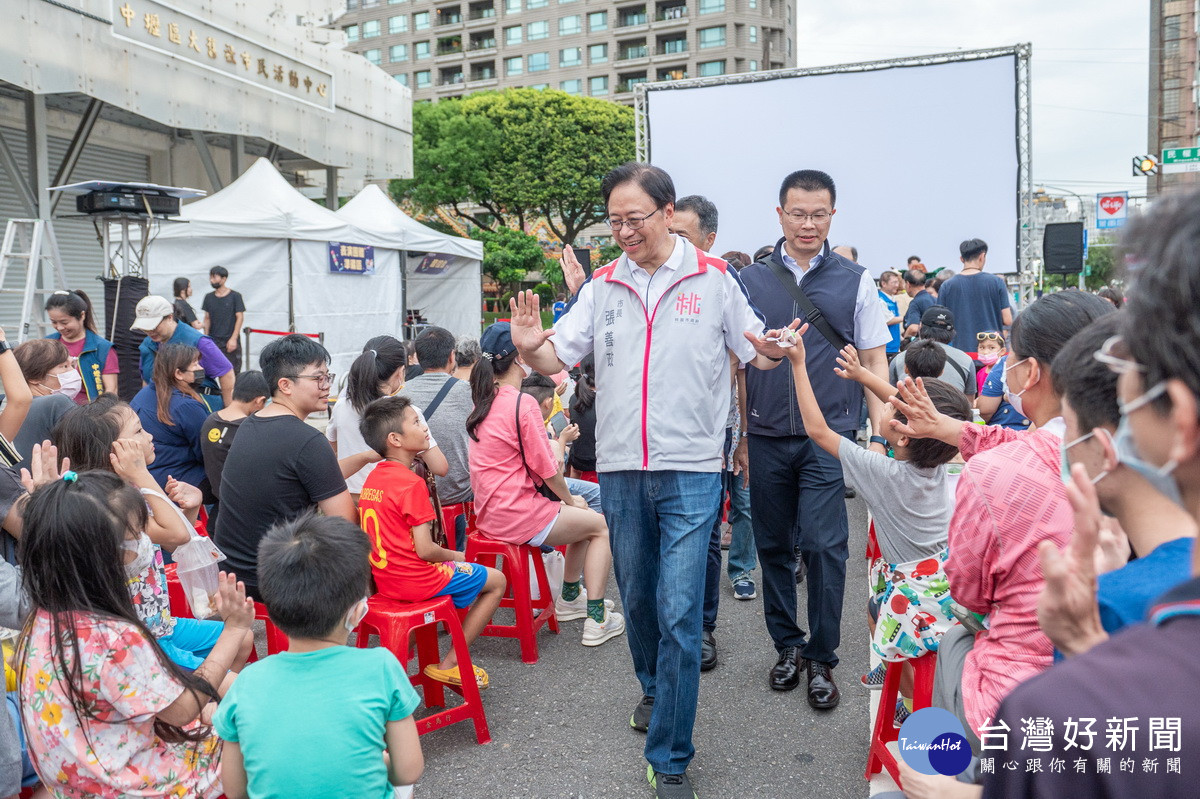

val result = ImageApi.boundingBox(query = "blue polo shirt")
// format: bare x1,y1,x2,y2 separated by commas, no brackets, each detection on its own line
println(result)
878,289,900,353
980,355,1030,430
129,385,214,491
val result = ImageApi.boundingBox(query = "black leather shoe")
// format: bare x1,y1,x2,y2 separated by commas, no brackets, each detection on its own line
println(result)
700,630,717,672
807,660,841,709
844,485,857,499
769,646,802,691
794,551,807,586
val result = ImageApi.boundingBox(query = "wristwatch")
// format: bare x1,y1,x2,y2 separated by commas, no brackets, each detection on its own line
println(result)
869,435,889,448
0,340,11,356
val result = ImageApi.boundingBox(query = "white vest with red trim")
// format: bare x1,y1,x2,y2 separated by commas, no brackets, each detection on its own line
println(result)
589,239,731,473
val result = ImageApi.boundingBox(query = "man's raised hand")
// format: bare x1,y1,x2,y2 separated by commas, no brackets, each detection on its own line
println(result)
509,290,556,354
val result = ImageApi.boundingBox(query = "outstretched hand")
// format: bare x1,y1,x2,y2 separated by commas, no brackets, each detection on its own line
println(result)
834,344,867,382
1037,462,1109,657
561,247,587,296
509,290,556,355
19,441,68,493
744,318,804,362
213,572,255,630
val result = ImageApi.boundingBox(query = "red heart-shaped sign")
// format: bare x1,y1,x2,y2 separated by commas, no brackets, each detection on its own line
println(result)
1100,197,1125,216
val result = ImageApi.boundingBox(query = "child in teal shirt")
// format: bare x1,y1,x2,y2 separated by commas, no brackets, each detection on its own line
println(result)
213,514,425,798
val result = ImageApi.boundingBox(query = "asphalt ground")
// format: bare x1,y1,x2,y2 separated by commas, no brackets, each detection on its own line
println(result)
381,496,875,799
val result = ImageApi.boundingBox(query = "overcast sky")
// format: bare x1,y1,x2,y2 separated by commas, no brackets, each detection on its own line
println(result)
795,1,1150,199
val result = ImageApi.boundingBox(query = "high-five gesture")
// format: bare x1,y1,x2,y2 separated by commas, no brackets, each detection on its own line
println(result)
561,247,587,296
509,290,555,353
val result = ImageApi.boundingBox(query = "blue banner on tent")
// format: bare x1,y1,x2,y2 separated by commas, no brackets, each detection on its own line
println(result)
329,242,375,274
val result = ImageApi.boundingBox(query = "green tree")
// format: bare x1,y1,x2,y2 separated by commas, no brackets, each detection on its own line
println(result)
392,88,635,247
1084,244,1117,291
471,225,546,291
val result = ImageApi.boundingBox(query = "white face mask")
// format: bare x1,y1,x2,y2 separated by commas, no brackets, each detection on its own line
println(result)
122,533,155,578
519,361,533,378
53,369,82,398
344,597,369,632
1001,357,1030,417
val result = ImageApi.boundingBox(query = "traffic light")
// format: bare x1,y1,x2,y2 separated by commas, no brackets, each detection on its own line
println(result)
1133,155,1159,176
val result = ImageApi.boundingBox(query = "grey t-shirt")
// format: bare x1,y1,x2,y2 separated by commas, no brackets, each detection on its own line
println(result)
401,372,474,504
838,437,952,564
888,340,977,397
14,394,76,465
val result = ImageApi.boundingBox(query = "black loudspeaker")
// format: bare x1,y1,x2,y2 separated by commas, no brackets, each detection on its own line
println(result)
1043,222,1084,275
102,276,149,401
571,246,593,277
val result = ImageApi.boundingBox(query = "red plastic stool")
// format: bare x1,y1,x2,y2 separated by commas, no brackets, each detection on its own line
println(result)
864,652,938,786
252,602,290,656
355,595,491,744
465,532,559,664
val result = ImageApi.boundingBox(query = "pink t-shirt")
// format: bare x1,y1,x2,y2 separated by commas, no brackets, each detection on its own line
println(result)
61,336,119,405
468,384,560,543
946,423,1072,735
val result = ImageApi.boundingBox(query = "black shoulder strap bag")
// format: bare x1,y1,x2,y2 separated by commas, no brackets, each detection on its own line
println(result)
762,253,849,353
421,376,460,421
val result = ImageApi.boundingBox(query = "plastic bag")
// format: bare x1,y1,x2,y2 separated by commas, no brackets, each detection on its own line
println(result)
142,488,226,619
530,549,565,601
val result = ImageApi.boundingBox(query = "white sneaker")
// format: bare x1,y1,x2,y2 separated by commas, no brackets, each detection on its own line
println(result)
582,609,625,646
554,589,613,621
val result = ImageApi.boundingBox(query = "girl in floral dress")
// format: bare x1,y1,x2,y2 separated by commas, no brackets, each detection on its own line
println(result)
16,471,255,799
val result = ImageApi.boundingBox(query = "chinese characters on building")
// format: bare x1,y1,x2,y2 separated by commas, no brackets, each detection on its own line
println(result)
113,0,333,109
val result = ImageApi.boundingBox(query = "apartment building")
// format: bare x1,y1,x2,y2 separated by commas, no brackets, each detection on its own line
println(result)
339,0,797,103
1148,0,1199,194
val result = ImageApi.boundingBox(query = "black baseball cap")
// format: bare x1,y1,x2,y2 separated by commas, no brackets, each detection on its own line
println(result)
921,305,955,330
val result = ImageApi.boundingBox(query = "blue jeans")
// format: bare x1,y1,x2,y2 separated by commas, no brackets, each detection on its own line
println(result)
599,470,721,776
565,477,603,514
726,470,755,583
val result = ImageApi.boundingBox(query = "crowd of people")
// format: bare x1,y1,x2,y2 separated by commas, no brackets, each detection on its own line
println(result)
0,160,1191,799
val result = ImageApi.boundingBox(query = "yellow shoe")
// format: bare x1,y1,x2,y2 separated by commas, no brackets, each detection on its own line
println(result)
423,663,490,690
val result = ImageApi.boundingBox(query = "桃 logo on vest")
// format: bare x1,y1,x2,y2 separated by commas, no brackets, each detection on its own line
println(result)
674,292,702,318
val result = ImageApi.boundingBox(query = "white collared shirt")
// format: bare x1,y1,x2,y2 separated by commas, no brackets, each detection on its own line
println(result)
625,236,684,314
779,248,892,351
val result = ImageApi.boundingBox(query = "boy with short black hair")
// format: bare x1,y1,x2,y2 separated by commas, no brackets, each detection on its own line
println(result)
200,370,269,500
214,513,425,799
903,339,948,381
358,395,506,689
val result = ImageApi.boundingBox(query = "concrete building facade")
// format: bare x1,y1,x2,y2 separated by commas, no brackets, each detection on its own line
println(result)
339,0,797,103
1148,0,1199,194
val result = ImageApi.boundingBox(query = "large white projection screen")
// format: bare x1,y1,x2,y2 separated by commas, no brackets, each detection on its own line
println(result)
644,54,1019,276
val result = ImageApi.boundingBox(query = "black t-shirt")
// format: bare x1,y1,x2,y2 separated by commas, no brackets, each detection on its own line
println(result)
199,411,247,499
173,298,198,326
567,400,597,472
202,290,246,345
214,413,345,590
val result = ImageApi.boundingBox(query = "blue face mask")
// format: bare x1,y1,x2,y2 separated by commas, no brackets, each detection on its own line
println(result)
1113,415,1182,506
1060,430,1110,486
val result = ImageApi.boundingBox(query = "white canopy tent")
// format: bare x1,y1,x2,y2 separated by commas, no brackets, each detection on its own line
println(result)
142,158,403,378
337,185,483,338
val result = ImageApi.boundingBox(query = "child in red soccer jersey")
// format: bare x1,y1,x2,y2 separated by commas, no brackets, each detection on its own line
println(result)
358,395,506,689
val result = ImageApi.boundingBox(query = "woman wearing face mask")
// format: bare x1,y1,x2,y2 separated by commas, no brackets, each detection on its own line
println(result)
328,335,448,505
44,288,119,402
466,322,624,647
888,289,1116,752
12,339,78,464
129,343,215,500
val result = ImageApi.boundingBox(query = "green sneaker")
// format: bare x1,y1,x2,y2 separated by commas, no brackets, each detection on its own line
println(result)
647,765,697,799
630,694,654,732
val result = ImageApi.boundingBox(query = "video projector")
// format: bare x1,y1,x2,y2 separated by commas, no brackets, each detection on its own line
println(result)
49,180,206,216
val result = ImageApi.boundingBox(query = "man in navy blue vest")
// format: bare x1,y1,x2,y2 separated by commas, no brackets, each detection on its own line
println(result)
739,170,891,709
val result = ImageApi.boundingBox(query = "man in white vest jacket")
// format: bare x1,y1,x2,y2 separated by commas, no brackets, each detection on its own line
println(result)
510,162,794,799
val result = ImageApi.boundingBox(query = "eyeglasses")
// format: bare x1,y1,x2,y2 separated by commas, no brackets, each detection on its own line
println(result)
977,331,1004,342
782,210,832,224
606,208,660,231
288,372,335,388
1093,335,1143,376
